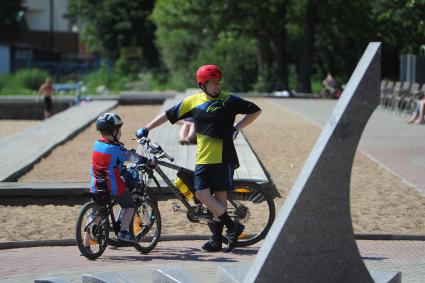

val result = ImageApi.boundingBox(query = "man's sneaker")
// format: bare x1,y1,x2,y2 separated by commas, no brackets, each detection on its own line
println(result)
117,231,135,242
202,236,222,252
224,223,245,253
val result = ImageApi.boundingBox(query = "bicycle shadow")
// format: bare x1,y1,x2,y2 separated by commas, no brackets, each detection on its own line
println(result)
102,245,259,263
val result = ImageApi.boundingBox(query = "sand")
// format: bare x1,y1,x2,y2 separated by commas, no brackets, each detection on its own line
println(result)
0,99,424,241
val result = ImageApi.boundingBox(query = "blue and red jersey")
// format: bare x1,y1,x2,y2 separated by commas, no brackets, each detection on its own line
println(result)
90,138,140,196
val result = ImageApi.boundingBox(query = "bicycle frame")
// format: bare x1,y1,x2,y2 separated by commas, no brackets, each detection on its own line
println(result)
148,160,193,210
147,160,240,217
86,198,120,235
137,137,248,218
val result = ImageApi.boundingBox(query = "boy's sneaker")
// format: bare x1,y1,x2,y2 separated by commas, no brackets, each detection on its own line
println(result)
223,223,245,253
201,235,222,252
117,231,135,242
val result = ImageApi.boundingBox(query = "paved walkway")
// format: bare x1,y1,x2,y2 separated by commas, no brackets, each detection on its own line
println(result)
273,98,425,197
0,240,424,282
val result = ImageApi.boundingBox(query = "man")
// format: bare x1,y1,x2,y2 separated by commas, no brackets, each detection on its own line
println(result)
136,65,261,252
38,78,54,119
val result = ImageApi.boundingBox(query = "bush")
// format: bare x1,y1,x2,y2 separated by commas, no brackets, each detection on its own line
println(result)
114,56,141,80
192,35,258,92
138,71,187,91
83,62,129,95
0,69,49,95
12,69,50,91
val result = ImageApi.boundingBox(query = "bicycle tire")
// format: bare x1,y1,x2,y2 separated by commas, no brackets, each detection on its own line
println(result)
131,197,162,253
76,201,109,260
224,181,275,247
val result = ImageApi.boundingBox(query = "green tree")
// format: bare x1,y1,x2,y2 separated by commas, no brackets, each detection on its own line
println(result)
0,0,25,39
372,0,425,78
69,0,159,67
152,0,291,92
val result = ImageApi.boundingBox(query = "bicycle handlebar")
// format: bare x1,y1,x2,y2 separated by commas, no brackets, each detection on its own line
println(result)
136,137,175,162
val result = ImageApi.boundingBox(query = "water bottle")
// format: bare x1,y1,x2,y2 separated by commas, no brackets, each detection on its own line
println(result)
133,214,141,235
175,177,194,201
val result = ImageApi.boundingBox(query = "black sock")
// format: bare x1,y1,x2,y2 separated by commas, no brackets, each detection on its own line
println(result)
218,212,235,230
213,220,224,238
214,221,224,236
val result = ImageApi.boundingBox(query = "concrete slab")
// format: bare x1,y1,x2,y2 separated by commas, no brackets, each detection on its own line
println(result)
217,265,402,283
34,277,72,283
153,267,197,283
82,272,137,283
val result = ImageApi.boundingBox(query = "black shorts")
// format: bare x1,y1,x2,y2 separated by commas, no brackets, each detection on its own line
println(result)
115,190,135,208
194,163,234,192
44,96,53,112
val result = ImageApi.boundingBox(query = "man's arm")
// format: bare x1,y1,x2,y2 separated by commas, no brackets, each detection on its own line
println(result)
234,110,262,130
145,112,168,131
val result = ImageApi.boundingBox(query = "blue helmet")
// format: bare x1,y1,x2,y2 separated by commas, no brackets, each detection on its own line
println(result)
96,113,123,133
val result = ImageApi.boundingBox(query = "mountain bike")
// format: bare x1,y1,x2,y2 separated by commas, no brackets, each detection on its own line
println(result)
75,182,161,260
76,137,275,259
137,137,276,246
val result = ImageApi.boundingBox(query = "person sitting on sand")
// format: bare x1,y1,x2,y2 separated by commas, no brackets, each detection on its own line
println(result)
407,98,425,124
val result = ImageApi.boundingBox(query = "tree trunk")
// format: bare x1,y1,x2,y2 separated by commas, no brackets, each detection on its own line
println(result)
257,31,275,92
273,3,289,91
297,0,319,93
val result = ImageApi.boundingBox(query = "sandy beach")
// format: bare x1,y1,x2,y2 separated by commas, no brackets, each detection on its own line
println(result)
0,99,424,241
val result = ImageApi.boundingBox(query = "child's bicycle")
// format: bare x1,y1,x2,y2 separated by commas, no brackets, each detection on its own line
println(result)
76,137,276,260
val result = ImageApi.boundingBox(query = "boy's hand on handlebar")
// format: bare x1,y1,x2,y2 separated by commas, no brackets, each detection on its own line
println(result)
135,127,149,139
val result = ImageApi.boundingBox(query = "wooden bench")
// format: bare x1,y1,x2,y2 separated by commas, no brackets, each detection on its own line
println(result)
0,100,118,181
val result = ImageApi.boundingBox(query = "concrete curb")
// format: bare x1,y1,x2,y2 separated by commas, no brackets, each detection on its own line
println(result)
0,233,424,250
355,233,425,241
0,235,211,250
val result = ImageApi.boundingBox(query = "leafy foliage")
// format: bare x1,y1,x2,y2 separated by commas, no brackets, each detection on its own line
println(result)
0,0,25,37
69,0,159,68
0,69,49,95
64,0,425,92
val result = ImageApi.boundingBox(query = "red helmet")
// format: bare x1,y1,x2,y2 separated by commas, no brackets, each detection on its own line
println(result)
196,65,222,84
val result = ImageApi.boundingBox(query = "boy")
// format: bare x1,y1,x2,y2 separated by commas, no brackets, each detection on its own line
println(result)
87,112,153,244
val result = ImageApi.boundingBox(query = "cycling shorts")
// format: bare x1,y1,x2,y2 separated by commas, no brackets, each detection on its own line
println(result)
115,190,135,208
194,163,234,192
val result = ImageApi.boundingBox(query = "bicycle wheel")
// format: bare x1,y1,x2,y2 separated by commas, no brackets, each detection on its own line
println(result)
131,197,162,253
76,202,109,260
225,181,275,247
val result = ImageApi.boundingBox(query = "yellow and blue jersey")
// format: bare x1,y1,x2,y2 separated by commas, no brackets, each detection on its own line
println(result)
166,92,261,167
